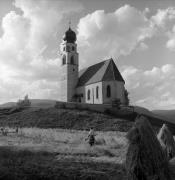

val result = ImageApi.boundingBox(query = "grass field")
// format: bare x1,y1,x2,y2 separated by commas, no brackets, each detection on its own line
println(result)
0,107,133,179
0,107,134,131
0,128,127,163
0,107,175,179
0,128,128,180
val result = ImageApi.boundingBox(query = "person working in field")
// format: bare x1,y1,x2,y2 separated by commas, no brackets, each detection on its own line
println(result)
0,127,7,136
86,127,96,146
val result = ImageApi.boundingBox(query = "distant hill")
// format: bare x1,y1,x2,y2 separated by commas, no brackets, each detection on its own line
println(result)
152,110,175,124
131,106,175,125
0,102,16,108
0,99,56,108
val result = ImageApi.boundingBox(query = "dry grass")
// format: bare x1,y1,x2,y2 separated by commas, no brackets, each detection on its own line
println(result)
0,127,174,179
0,128,128,179
0,107,134,131
0,145,126,180
0,127,127,164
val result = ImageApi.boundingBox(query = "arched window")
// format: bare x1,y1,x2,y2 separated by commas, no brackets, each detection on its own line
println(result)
106,85,111,98
62,55,66,65
67,46,70,52
72,46,75,51
70,56,74,64
96,86,99,99
63,47,65,51
87,90,90,100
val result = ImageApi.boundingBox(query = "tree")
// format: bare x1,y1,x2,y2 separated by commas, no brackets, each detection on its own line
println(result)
124,89,130,106
16,95,31,108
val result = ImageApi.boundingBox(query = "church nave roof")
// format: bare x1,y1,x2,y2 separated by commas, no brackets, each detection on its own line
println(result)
77,58,125,87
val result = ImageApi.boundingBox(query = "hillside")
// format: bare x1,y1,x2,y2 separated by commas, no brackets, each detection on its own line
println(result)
0,99,56,108
152,110,175,124
0,107,133,132
0,103,175,132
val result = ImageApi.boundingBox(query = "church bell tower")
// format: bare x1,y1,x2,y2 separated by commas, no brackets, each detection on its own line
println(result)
58,25,79,102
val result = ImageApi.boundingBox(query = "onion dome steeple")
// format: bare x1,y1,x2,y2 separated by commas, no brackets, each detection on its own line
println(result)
63,21,76,43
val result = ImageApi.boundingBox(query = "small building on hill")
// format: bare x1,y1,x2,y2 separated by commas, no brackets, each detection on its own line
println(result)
58,26,127,105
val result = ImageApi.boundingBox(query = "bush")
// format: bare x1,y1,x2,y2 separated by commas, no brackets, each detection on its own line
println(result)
16,95,31,108
124,89,130,106
55,102,66,109
111,98,121,108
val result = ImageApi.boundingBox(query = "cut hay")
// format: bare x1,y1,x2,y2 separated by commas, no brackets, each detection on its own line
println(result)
125,115,170,180
157,124,175,160
169,157,175,178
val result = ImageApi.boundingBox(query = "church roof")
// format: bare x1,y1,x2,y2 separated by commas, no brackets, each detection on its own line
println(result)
77,58,125,87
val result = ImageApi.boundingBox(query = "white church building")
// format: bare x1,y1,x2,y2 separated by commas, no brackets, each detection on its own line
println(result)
58,26,127,104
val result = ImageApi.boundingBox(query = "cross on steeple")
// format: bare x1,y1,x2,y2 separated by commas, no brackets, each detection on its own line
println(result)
69,20,71,29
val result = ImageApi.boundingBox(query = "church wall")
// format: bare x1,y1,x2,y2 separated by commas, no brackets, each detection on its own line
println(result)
85,82,103,104
102,81,125,104
67,64,78,101
76,86,85,103
58,66,68,102
76,82,103,104
58,63,78,102
58,37,79,102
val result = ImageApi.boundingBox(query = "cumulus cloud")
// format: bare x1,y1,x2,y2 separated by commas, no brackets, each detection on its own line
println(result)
122,64,175,110
151,7,175,28
0,0,82,103
166,25,175,51
136,42,148,51
77,5,175,67
1,1,175,110
77,5,155,67
150,7,175,51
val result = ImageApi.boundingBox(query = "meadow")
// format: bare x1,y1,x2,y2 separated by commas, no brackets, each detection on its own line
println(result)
1,107,175,179
0,128,128,180
0,128,127,163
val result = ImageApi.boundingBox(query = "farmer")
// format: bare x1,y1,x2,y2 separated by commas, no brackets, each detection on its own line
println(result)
0,127,4,134
2,127,7,136
87,127,96,146
15,126,19,134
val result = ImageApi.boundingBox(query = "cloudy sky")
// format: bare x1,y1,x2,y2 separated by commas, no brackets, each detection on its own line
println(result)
1,0,175,110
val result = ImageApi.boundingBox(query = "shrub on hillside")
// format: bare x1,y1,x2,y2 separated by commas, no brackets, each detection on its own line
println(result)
16,95,31,108
111,98,121,109
124,89,130,106
55,102,66,109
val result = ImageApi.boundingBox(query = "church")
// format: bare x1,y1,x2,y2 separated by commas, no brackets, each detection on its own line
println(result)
58,26,127,105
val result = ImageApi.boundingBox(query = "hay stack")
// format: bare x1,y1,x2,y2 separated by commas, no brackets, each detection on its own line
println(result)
157,124,175,160
125,115,170,180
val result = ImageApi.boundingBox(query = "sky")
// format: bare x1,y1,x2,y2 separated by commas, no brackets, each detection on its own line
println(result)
1,0,175,110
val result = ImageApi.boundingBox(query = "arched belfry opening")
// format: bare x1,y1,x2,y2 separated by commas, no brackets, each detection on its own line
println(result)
71,56,74,64
62,55,66,65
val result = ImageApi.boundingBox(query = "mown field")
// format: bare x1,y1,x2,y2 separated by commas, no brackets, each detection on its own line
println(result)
0,107,175,179
0,106,133,179
0,128,128,180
